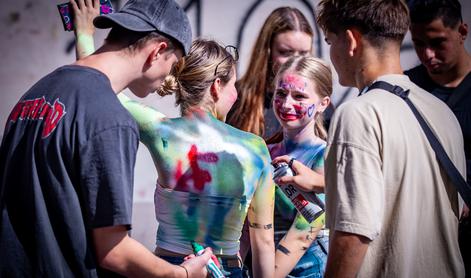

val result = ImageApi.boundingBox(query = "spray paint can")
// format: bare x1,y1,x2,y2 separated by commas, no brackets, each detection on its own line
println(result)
272,162,325,223
191,241,226,278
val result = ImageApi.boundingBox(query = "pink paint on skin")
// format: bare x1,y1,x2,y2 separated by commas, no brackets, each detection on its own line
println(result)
275,98,309,122
278,74,307,92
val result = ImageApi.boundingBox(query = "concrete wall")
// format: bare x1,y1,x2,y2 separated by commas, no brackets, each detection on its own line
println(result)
1,0,470,250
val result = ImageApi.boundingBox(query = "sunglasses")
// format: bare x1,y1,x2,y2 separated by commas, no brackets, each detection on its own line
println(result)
214,45,239,76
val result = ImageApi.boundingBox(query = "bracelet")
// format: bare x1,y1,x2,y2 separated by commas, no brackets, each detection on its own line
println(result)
288,157,295,168
178,265,189,278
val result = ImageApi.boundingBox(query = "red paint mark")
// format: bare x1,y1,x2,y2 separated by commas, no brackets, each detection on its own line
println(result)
275,102,307,122
175,160,183,181
197,153,219,163
174,145,218,192
293,104,307,117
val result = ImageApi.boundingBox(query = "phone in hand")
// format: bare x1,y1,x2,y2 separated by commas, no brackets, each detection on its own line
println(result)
57,0,113,32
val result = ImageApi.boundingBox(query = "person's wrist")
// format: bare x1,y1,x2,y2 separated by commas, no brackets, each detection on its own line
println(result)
75,29,95,37
176,264,189,278
75,32,95,57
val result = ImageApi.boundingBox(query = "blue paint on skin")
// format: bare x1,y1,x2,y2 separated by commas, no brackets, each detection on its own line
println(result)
307,104,316,117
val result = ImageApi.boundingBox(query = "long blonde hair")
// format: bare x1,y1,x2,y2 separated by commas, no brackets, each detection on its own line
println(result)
266,56,332,144
158,39,236,115
226,7,314,136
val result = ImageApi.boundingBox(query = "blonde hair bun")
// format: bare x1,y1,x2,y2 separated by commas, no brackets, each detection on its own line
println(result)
157,75,179,96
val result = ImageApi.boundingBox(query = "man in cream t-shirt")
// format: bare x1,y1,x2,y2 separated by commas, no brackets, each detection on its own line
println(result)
316,0,466,277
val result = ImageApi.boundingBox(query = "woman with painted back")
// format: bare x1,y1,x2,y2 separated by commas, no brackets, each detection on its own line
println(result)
120,38,275,278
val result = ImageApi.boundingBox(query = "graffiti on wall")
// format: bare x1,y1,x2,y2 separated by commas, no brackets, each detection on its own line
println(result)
62,0,416,105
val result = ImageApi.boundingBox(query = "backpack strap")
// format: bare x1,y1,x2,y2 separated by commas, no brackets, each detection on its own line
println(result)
367,80,471,207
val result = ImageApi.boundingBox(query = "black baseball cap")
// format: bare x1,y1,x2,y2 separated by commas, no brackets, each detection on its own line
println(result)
94,0,192,55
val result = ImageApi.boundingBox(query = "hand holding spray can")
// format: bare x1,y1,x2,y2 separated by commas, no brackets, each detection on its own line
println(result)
191,241,225,278
272,161,325,223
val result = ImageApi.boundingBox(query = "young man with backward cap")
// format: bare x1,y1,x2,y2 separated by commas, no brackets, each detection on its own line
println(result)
316,0,466,276
0,0,212,277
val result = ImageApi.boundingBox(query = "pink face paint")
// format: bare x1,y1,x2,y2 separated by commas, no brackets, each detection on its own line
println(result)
292,104,307,118
278,74,307,92
276,103,307,122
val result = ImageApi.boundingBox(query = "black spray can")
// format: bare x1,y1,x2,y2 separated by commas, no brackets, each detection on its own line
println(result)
273,162,325,223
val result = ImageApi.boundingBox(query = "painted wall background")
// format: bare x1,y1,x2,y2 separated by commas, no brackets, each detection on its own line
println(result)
1,0,470,250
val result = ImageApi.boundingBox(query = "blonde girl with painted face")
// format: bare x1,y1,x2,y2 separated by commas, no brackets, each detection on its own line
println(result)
268,56,332,278
226,7,314,139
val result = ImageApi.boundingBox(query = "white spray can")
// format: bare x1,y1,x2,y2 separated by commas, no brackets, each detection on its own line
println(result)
272,162,324,223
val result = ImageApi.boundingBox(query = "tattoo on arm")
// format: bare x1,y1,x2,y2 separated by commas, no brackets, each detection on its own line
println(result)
248,221,273,230
306,227,317,241
277,244,291,255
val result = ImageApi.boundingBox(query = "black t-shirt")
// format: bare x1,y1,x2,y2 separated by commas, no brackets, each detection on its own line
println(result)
405,64,471,182
0,65,139,277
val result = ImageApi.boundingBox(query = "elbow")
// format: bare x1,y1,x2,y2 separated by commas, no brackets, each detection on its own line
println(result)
96,249,125,272
252,234,275,253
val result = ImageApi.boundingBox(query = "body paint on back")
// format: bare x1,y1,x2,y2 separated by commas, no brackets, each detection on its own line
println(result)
120,97,273,253
174,145,219,192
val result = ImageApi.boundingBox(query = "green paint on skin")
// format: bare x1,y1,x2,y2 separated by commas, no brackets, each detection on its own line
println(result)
294,211,325,231
161,138,168,149
214,152,245,196
76,33,96,57
294,214,311,230
118,94,274,253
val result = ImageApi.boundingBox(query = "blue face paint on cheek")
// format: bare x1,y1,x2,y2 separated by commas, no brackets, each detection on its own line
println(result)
307,104,316,117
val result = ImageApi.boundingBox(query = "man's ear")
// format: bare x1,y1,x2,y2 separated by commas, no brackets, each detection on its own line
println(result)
145,41,168,66
458,22,468,43
345,28,361,57
210,78,221,102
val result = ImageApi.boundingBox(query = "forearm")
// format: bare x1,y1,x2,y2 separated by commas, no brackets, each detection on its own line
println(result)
71,0,99,60
93,227,184,278
274,227,319,278
324,231,370,278
250,228,275,278
249,164,276,277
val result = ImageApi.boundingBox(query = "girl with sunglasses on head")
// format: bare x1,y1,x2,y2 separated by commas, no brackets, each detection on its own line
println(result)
267,56,332,278
72,4,275,278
